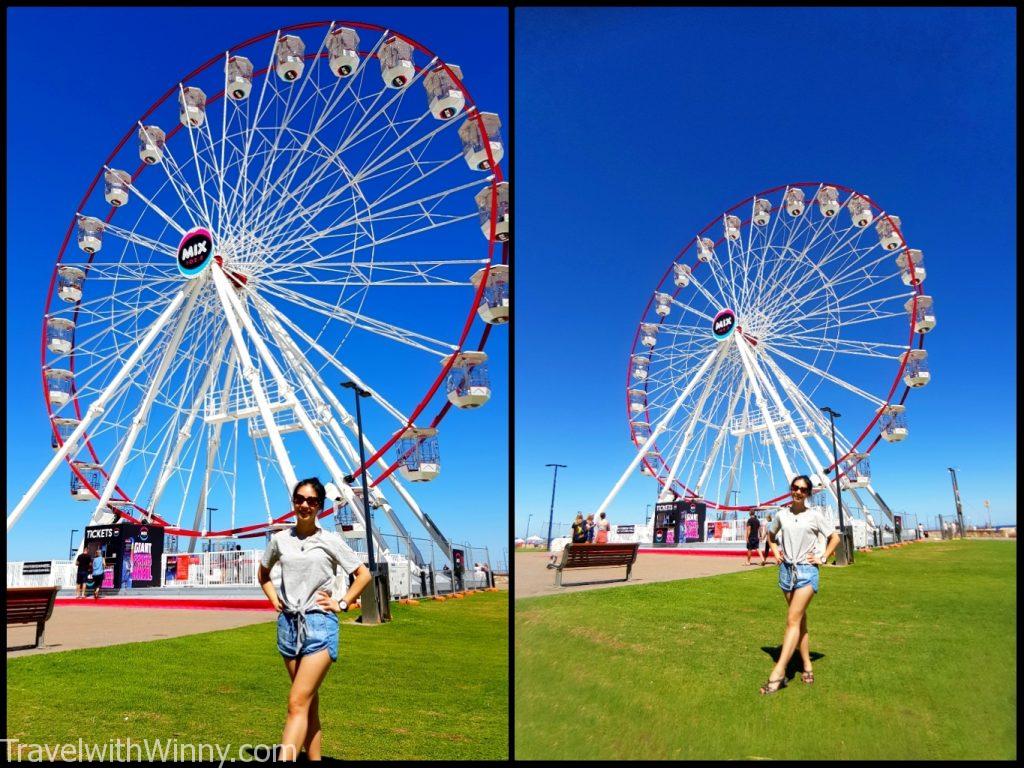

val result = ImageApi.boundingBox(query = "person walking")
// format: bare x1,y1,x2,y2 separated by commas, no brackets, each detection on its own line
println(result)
256,477,373,762
745,511,762,566
91,546,106,599
759,513,772,566
759,475,841,695
595,512,611,544
75,547,92,598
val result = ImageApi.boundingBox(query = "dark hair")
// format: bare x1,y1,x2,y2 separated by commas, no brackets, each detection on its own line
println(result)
791,474,813,491
293,477,326,508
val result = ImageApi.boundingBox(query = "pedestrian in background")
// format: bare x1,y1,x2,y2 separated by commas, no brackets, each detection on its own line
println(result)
75,547,92,598
91,546,105,599
595,512,611,544
585,513,596,543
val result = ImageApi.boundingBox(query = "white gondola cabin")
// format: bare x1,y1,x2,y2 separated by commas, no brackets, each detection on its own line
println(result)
226,56,254,100
697,237,715,263
843,452,871,488
654,292,672,317
785,187,805,216
877,215,903,250
327,27,360,77
475,182,509,242
103,169,132,207
335,505,366,540
673,262,691,287
640,451,658,476
469,264,509,324
443,350,490,409
752,197,772,226
817,186,840,217
380,37,414,88
631,353,650,381
639,323,659,348
459,111,504,170
848,193,873,227
46,317,75,354
51,417,80,452
628,388,647,414
275,35,306,81
904,294,935,334
70,461,103,501
631,420,651,443
57,266,86,303
724,214,741,241
879,404,908,443
423,63,465,120
46,368,74,406
896,248,926,286
351,485,383,509
138,125,166,165
901,348,930,387
396,427,440,482
178,86,207,128
77,216,104,254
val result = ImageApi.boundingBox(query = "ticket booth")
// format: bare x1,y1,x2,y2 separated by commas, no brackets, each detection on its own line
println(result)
652,501,683,546
84,522,165,589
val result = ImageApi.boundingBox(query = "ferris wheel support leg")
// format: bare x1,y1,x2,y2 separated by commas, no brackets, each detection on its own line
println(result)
862,485,896,525
596,345,725,518
732,335,797,485
7,287,191,532
698,384,746,500
148,327,234,517
660,351,729,500
210,266,299,493
89,281,205,523
255,300,434,564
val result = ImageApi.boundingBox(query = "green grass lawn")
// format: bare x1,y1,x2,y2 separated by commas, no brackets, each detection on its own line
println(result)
515,541,1015,760
7,591,507,761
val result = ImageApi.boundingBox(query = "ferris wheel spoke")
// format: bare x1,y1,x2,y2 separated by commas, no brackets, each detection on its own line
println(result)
96,221,179,261
769,334,904,361
763,345,885,406
266,258,479,288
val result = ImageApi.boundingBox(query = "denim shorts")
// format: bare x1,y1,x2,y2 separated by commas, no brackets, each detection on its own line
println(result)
778,562,820,593
277,611,339,662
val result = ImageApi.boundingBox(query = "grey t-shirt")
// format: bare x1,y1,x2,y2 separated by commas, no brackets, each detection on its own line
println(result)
261,523,364,613
768,507,835,565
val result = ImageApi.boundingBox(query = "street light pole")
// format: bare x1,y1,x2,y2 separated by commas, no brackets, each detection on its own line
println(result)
206,507,218,552
820,406,850,566
947,467,966,540
524,514,532,541
69,529,79,560
342,380,386,624
545,464,567,550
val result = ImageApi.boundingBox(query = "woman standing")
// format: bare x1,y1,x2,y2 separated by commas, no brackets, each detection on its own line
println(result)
595,512,611,544
760,514,773,565
91,546,106,599
258,477,373,761
760,475,841,694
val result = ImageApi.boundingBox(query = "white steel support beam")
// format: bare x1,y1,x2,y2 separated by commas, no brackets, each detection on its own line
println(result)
732,334,797,485
210,264,299,492
87,280,205,527
659,351,728,500
8,287,190,531
596,344,725,517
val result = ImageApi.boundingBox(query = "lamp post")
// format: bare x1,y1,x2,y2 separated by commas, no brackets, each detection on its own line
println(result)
947,467,966,540
69,529,79,560
545,464,567,550
342,380,386,624
206,507,218,553
819,406,850,566
524,514,533,541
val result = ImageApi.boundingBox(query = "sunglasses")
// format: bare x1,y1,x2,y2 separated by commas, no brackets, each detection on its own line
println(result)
293,493,322,508
790,485,811,493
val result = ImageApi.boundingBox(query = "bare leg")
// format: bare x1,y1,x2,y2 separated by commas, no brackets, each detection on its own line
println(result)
799,612,812,672
770,586,815,681
280,650,332,762
304,692,323,760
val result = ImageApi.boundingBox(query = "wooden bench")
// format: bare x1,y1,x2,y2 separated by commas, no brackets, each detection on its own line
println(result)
6,586,60,651
553,543,640,587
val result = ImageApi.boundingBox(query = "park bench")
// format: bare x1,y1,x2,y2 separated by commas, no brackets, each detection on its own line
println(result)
553,542,639,587
5,586,59,651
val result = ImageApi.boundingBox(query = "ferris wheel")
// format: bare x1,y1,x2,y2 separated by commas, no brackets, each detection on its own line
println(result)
8,21,509,566
597,183,933,524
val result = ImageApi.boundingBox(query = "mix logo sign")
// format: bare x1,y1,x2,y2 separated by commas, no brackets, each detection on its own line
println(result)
177,228,214,278
712,309,736,342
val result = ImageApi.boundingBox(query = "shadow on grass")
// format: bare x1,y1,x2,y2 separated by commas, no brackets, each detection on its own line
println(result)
760,646,826,682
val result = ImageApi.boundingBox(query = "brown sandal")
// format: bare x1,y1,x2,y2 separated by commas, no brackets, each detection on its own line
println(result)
759,675,786,695
801,670,814,685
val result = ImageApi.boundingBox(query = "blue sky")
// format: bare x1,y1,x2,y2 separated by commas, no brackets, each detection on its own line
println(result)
515,7,1016,538
6,6,509,566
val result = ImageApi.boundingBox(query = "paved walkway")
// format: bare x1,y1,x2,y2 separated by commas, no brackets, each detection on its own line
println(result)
6,603,275,658
515,550,754,599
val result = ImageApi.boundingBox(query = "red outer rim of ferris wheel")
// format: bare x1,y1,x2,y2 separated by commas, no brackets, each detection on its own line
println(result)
625,182,926,511
40,20,507,535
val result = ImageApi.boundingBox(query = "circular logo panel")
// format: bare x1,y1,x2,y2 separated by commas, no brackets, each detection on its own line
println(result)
177,228,214,278
712,309,736,342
